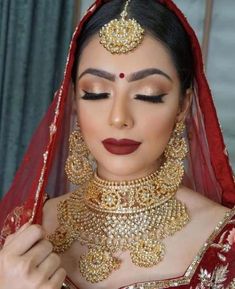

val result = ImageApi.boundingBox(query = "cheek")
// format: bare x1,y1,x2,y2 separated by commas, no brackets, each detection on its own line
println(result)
139,104,178,149
76,101,104,141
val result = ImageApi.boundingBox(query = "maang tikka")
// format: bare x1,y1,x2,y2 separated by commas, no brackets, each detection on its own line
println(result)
99,0,145,54
65,126,94,185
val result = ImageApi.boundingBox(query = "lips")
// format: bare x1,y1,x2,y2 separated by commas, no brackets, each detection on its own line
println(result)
102,138,141,155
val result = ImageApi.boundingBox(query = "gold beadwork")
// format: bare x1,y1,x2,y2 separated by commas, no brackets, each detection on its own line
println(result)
79,248,121,283
48,121,190,283
164,122,188,160
130,239,165,267
65,128,93,185
99,0,144,54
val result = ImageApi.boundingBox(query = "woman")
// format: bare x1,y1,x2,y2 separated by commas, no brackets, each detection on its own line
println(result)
0,0,235,288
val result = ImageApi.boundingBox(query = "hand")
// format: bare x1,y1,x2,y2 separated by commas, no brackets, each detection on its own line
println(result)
0,223,66,289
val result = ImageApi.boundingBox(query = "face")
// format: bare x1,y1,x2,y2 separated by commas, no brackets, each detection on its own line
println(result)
75,34,191,181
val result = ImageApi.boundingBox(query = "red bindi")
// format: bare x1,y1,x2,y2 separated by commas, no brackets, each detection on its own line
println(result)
119,73,125,79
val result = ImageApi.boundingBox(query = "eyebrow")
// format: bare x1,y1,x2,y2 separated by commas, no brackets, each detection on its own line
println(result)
128,68,172,82
78,68,115,81
78,68,172,82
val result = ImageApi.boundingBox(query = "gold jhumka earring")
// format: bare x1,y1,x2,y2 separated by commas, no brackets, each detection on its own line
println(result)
48,0,190,283
65,127,93,185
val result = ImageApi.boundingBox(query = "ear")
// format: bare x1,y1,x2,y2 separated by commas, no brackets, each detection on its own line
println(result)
176,88,193,122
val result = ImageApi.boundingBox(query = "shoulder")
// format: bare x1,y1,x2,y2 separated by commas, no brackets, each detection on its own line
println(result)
42,192,73,234
176,186,233,249
177,185,232,221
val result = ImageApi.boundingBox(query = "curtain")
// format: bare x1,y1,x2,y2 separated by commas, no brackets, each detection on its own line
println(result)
0,0,75,197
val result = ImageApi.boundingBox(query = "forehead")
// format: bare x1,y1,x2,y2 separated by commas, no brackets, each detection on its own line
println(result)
78,34,178,80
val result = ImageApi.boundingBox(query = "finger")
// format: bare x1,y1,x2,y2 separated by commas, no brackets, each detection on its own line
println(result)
37,252,61,279
5,225,45,256
16,222,31,234
24,239,53,267
4,222,31,247
48,267,67,288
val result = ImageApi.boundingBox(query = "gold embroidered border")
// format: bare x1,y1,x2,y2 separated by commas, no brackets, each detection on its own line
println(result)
0,205,32,248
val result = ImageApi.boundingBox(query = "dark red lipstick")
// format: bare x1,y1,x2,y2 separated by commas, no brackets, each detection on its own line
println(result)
102,138,141,155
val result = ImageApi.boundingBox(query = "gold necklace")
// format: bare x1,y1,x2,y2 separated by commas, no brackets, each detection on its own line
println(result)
48,167,190,283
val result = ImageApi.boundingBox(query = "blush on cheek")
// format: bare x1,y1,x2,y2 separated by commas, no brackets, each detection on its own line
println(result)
77,103,93,129
77,109,101,154
79,117,96,141
143,113,176,156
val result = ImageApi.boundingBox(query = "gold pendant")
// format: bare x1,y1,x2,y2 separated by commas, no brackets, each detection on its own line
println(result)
130,239,165,267
79,248,121,283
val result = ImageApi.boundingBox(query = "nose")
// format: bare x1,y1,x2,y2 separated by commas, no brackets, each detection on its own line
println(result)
108,95,134,129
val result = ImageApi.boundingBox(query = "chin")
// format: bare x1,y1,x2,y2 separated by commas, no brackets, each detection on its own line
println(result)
96,158,155,181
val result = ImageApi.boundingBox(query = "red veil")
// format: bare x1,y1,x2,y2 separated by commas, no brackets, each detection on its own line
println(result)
0,0,234,246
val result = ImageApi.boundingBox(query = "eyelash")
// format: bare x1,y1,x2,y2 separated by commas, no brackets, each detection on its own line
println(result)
81,91,110,100
81,90,166,103
134,94,166,103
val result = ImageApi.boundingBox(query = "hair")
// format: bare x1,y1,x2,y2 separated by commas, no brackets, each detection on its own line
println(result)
72,0,194,96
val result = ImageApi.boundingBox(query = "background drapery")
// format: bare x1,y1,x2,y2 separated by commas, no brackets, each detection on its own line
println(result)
0,0,75,197
0,0,234,198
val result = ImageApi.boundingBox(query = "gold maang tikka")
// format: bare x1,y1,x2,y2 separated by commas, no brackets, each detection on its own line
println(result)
48,121,190,283
99,0,145,54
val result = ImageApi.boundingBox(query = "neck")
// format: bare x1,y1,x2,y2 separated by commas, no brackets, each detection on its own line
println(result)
96,161,161,182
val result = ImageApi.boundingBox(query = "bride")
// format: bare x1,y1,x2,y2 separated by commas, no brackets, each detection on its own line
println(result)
0,1,235,289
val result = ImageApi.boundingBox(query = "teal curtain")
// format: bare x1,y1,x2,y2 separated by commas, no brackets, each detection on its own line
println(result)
0,1,75,197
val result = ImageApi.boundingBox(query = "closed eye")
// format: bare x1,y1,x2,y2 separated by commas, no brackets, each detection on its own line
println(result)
134,93,166,103
81,90,110,100
81,91,166,103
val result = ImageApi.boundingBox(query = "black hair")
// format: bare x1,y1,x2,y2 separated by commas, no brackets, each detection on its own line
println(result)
72,0,194,96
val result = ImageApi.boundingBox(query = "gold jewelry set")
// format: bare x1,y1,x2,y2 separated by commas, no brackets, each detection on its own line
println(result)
48,0,190,284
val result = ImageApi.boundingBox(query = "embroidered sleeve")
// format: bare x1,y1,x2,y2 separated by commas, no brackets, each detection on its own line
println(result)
194,217,235,289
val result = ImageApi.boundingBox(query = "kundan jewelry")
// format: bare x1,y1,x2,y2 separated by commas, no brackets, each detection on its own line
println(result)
48,121,190,283
99,0,144,54
65,127,93,185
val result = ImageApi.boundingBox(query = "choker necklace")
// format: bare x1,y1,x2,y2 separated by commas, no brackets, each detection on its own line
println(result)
48,167,190,283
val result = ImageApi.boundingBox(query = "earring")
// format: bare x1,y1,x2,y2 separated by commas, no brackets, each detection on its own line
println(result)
157,121,188,194
164,121,188,160
65,127,94,185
